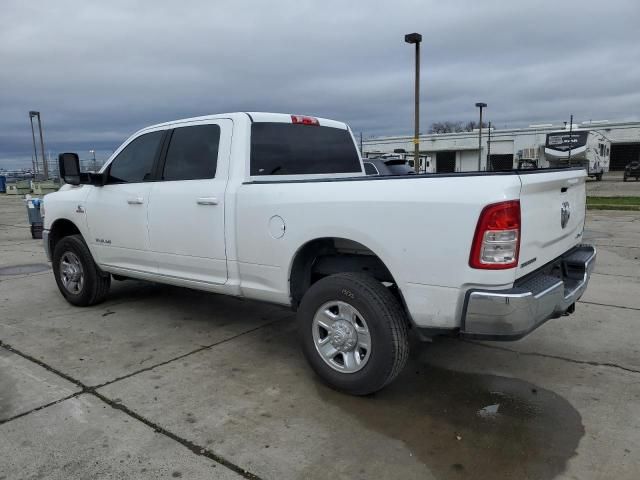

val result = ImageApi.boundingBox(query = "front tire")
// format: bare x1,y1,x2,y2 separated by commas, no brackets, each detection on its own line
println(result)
297,272,409,395
52,234,111,306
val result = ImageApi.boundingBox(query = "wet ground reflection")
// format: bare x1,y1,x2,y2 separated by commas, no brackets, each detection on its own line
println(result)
320,357,584,479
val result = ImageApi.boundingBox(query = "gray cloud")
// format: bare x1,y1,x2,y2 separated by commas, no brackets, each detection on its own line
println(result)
1,0,638,168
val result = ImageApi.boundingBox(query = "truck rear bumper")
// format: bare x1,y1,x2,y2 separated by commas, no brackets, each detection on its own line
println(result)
460,245,596,341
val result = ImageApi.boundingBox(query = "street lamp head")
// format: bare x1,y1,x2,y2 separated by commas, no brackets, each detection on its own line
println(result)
29,110,39,117
475,102,487,108
404,33,422,44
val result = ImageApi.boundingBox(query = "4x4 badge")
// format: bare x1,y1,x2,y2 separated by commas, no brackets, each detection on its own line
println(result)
560,201,571,229
76,204,85,214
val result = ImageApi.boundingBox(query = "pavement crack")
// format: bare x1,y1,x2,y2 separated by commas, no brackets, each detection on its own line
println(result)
90,390,263,480
593,243,640,249
578,300,640,311
91,315,288,390
0,318,286,479
0,341,86,389
0,392,81,426
591,271,640,280
463,340,640,374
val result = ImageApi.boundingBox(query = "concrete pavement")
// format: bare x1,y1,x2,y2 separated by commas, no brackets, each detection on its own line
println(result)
1,193,639,479
586,171,640,197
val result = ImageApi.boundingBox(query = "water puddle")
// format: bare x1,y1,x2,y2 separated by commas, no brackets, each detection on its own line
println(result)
319,359,584,479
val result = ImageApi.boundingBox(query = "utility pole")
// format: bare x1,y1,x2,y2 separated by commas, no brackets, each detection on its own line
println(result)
359,132,363,156
475,102,487,171
568,114,573,167
405,33,422,173
38,115,48,178
487,121,492,170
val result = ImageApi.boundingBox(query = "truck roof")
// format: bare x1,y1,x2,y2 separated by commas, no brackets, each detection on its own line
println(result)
136,112,348,136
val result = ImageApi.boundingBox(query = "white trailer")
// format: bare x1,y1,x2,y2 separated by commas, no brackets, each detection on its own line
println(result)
545,128,610,180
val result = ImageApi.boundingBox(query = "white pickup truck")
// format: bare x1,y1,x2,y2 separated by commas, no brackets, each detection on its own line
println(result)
43,112,596,395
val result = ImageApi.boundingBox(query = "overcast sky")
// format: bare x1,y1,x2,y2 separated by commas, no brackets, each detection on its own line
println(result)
1,0,638,169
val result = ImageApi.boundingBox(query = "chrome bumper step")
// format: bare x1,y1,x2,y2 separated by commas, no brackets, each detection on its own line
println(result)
461,245,596,340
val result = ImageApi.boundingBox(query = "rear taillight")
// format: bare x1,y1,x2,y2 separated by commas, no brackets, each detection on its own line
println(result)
291,115,319,126
469,200,520,269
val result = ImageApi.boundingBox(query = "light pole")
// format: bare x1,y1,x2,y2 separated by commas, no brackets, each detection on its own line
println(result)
29,111,48,179
475,103,487,171
405,32,422,173
89,150,97,171
29,114,39,176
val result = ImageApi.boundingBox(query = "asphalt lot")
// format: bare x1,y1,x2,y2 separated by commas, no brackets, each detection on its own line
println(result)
1,191,639,480
586,171,640,196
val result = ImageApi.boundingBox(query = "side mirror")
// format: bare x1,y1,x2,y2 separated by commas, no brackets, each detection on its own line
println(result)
59,153,81,185
58,152,105,186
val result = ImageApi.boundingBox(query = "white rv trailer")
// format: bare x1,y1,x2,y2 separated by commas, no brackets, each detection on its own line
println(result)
545,127,610,180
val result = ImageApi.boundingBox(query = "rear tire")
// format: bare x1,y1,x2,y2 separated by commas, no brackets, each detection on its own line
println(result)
52,234,111,306
297,272,409,395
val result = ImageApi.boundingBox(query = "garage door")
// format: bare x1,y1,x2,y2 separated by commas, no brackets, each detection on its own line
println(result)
436,151,456,173
490,140,514,155
611,144,640,171
489,154,515,171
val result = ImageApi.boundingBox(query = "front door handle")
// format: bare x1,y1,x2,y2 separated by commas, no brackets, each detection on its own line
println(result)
127,197,144,205
197,197,219,205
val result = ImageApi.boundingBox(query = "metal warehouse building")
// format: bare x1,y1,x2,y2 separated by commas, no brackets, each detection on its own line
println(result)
362,120,640,172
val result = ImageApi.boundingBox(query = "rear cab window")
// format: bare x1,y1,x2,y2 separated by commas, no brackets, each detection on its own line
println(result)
250,121,362,177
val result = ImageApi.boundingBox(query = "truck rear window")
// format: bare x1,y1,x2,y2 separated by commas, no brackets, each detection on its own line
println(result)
250,123,361,176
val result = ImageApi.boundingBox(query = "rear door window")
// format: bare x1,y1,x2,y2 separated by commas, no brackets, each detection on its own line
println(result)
250,123,361,175
162,124,220,181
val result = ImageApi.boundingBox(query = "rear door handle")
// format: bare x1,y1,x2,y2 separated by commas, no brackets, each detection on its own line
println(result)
197,197,219,205
127,197,144,205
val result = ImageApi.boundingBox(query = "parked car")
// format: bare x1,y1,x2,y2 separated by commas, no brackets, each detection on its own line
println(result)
623,161,640,181
44,112,596,395
518,159,538,170
363,157,416,175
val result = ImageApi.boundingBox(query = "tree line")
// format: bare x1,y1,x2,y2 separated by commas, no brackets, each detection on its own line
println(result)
429,120,488,134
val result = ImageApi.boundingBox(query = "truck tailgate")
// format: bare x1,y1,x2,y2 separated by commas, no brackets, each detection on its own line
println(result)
517,169,587,278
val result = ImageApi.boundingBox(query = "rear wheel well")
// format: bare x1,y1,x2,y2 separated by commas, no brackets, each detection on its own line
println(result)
49,219,82,254
289,238,401,309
